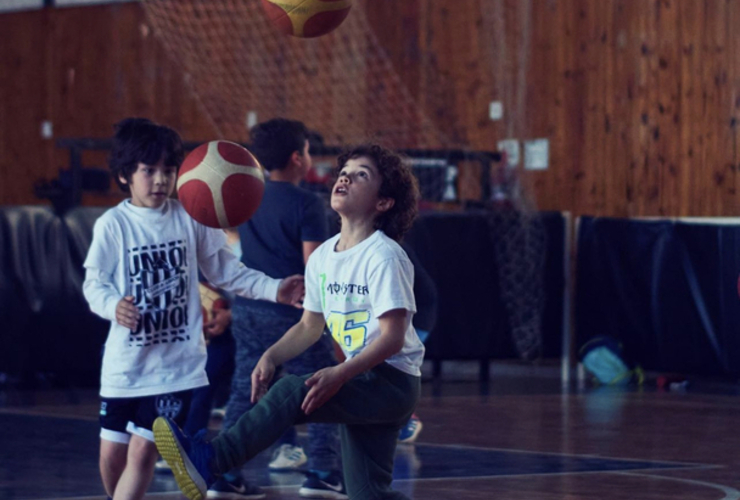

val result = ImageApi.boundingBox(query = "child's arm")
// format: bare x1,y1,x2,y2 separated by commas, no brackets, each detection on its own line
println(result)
251,309,326,403
199,244,304,306
82,215,141,328
301,308,409,415
83,269,141,329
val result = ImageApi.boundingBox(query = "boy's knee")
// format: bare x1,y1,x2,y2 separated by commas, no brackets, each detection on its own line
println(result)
272,374,307,394
264,375,310,409
126,436,159,469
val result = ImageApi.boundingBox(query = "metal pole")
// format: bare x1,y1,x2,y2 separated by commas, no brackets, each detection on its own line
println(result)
561,212,573,386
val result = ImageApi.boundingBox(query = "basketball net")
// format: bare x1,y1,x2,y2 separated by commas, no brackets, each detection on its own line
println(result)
142,0,546,360
141,0,444,149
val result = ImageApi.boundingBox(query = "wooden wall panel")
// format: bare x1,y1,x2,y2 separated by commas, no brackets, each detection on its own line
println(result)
0,9,54,208
0,3,217,207
3,0,740,216
486,0,740,217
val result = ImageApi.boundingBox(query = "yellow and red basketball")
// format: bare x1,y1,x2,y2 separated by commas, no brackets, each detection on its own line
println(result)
177,141,265,228
260,0,352,38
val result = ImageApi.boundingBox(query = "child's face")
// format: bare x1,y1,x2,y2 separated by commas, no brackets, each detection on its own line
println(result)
123,159,177,208
331,156,389,218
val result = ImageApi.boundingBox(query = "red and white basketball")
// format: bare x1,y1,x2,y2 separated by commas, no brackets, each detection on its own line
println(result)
260,0,352,38
177,141,265,228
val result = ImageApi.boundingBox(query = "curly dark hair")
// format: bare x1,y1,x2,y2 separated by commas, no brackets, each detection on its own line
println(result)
335,144,420,241
109,118,184,192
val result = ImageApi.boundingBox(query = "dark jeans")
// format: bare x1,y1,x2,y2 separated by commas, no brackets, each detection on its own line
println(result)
213,363,420,500
184,333,235,436
224,301,340,471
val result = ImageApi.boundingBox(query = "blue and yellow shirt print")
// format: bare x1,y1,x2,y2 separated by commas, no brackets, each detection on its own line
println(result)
320,272,371,356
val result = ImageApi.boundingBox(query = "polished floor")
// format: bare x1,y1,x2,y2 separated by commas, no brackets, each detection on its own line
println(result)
2,364,740,500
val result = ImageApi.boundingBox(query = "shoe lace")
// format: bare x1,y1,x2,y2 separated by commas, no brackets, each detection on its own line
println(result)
271,443,288,460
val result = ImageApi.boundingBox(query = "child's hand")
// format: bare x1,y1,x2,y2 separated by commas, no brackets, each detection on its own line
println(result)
204,309,231,337
116,296,140,330
277,275,305,308
302,366,345,415
251,354,276,404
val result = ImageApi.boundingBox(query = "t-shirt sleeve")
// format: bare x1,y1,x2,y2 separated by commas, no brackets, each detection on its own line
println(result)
301,193,329,242
82,214,123,320
302,250,323,313
195,221,228,261
83,214,119,275
368,257,417,318
199,245,280,302
402,243,438,332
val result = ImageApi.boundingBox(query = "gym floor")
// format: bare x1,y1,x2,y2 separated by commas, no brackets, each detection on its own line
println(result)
2,363,740,500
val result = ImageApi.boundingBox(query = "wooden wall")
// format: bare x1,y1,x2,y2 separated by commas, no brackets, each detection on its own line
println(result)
519,0,740,217
365,0,740,217
1,0,740,217
0,3,217,207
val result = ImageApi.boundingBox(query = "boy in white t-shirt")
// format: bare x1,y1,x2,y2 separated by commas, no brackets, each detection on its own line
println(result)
83,118,304,500
154,143,424,500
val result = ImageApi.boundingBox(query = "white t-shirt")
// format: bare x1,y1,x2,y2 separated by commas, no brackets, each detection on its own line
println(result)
304,230,425,376
83,199,280,398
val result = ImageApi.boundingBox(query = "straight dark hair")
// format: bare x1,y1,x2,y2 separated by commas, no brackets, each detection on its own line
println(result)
109,118,184,192
249,118,308,172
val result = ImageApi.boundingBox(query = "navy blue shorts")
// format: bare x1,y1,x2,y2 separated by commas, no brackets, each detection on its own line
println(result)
99,389,194,444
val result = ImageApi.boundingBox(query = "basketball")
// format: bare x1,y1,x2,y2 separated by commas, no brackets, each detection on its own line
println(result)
260,0,352,38
177,141,265,228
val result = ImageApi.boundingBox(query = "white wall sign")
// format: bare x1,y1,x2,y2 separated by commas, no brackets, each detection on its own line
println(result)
497,138,520,166
524,138,549,171
489,101,503,121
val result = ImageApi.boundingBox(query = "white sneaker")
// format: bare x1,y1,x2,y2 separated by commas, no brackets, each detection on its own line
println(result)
398,415,423,444
210,406,227,419
154,458,171,472
268,444,308,471
298,471,347,499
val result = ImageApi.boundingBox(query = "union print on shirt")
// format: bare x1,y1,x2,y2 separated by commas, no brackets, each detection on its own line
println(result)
128,240,190,347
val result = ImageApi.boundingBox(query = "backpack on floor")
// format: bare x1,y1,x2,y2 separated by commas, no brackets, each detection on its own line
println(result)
579,336,644,386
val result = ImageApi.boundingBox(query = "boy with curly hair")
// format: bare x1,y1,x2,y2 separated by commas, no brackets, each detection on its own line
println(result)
154,143,424,500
